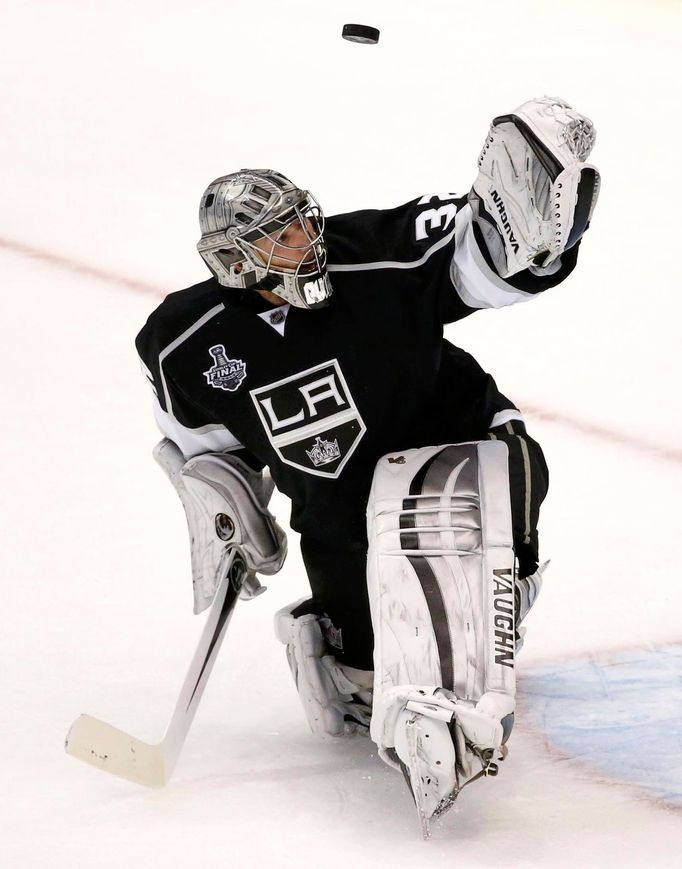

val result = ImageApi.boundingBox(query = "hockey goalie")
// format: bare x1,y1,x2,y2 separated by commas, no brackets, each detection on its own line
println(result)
69,96,598,835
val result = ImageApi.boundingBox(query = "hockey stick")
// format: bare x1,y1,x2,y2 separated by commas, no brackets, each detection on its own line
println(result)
65,548,245,787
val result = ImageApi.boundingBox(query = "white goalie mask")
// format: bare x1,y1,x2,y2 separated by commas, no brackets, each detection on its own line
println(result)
197,169,332,309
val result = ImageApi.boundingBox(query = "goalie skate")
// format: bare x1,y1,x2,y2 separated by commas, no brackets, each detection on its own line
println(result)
392,690,511,838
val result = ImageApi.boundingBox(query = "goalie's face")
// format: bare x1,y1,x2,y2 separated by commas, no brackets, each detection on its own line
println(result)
241,205,333,309
251,216,319,271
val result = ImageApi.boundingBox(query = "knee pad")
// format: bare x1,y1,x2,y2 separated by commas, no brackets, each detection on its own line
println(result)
274,598,372,738
366,441,516,768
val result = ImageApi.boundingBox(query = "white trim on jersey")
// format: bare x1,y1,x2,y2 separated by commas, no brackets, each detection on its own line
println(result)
327,226,458,273
490,408,525,429
326,201,559,315
157,303,225,415
257,303,290,337
450,205,538,309
139,358,158,396
152,400,242,460
139,301,243,459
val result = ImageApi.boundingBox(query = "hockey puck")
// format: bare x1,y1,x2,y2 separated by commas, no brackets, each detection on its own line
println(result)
342,23,380,44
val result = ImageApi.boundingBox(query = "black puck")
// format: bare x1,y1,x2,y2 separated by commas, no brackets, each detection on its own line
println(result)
342,23,380,44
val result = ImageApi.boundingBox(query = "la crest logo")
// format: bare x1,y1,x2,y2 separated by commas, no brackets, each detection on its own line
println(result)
250,360,366,478
203,345,247,392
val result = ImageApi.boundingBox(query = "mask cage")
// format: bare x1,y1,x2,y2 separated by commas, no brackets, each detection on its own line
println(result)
234,192,327,283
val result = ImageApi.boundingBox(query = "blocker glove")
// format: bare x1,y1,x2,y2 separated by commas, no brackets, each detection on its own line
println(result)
469,96,601,278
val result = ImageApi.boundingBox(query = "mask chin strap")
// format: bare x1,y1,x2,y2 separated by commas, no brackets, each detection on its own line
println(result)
256,272,332,310
256,275,282,294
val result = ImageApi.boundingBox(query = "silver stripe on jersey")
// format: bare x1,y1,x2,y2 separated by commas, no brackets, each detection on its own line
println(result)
490,416,533,546
327,224,458,272
146,301,243,459
516,432,533,545
326,203,554,315
157,303,226,415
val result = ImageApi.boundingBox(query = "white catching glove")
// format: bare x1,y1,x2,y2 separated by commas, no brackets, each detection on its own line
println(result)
469,96,601,278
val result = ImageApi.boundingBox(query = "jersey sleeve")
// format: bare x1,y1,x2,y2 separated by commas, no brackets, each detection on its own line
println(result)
135,299,262,469
430,342,525,438
442,202,580,322
325,192,466,270
325,194,579,325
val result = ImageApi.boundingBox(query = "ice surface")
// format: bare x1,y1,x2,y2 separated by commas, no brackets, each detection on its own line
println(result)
1,0,681,865
521,645,682,807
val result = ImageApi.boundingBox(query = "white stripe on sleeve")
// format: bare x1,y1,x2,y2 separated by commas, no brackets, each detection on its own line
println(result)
158,303,225,416
490,408,525,429
152,400,242,459
450,204,537,310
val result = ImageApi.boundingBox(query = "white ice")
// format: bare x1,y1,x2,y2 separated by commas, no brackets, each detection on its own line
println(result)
1,0,681,865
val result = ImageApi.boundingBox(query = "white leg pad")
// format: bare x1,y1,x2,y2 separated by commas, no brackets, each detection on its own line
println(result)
367,442,516,783
274,599,372,738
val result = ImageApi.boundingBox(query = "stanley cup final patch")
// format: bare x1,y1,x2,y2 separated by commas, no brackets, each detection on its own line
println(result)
203,345,247,392
250,359,366,478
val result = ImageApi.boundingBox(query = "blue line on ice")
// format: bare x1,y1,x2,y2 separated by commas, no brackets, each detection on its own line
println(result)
520,644,682,806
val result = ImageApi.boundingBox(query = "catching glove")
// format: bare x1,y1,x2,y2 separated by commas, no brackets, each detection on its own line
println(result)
469,96,600,278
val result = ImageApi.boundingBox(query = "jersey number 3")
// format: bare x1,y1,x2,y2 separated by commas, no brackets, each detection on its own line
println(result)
414,193,460,241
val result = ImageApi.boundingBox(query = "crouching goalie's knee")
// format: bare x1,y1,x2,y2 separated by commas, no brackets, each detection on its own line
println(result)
275,598,373,737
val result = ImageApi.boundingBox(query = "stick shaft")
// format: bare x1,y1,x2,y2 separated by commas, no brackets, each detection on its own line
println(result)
66,549,243,786
161,550,243,773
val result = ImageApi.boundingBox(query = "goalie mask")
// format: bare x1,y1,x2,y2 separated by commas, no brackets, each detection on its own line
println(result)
197,169,332,309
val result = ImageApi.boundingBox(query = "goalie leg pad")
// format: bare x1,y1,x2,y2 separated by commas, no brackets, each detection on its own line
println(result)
367,441,516,804
274,598,372,738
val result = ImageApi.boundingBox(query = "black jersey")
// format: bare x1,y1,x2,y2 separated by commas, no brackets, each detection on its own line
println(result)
136,194,576,546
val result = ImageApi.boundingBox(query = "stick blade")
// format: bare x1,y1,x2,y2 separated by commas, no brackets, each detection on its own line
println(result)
65,714,167,787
